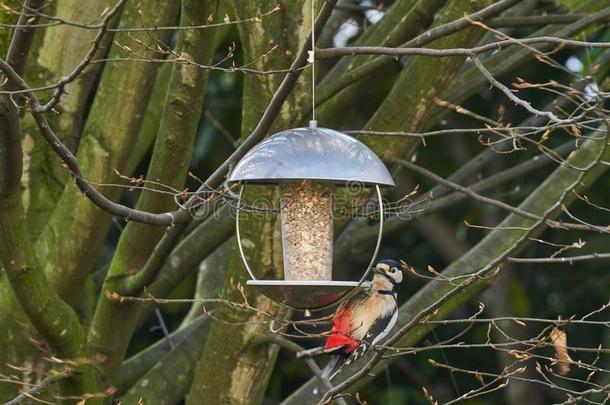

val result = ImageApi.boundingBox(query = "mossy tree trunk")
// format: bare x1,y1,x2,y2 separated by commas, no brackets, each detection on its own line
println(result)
0,0,179,398
0,80,101,404
35,0,179,309
26,0,122,239
87,0,221,387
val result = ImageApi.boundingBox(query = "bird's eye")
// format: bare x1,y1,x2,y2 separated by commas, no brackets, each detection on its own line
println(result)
390,267,397,273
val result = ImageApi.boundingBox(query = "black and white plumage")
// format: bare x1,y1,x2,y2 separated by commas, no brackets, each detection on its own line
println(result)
298,259,403,381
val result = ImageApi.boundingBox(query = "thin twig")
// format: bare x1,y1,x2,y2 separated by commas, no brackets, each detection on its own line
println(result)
4,372,70,405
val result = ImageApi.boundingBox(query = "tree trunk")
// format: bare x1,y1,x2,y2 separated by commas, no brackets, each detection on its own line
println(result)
87,0,220,385
35,0,179,309
0,92,100,403
26,0,122,240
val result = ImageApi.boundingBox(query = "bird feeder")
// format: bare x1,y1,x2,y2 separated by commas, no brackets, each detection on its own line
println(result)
228,123,394,311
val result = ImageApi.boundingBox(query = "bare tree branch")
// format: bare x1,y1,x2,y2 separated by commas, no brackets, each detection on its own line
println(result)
315,36,610,60
3,372,70,405
4,0,45,82
316,0,524,105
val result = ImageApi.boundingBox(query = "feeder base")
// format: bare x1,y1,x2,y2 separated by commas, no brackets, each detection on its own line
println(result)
246,280,370,311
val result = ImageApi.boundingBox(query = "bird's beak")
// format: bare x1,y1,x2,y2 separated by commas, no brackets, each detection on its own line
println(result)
371,267,384,275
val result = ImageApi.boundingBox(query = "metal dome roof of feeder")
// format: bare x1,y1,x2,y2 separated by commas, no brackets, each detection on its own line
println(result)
228,126,395,186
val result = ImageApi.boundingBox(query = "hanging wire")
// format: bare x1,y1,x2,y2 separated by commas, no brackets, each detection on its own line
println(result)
309,0,317,126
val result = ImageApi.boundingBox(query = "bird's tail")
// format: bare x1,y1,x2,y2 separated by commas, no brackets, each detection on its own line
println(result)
321,354,346,380
312,354,348,395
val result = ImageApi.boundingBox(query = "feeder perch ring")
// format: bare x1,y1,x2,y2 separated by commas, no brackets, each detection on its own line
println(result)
234,184,385,311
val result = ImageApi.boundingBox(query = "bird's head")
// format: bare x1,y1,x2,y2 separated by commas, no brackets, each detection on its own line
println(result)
371,259,403,291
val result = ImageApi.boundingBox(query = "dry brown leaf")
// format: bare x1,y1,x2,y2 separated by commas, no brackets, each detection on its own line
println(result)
550,327,572,375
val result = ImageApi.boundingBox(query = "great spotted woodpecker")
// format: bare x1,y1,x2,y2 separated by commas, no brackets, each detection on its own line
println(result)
298,259,403,380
